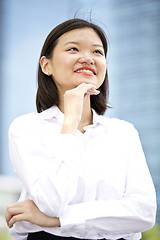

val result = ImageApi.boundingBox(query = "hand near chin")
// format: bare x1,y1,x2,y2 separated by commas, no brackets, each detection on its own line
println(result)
61,83,100,135
5,200,60,228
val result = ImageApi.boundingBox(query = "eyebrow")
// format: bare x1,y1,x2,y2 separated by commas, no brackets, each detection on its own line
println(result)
92,44,104,49
64,41,80,46
64,41,104,48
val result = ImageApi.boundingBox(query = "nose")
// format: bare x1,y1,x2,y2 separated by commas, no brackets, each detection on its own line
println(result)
78,56,94,65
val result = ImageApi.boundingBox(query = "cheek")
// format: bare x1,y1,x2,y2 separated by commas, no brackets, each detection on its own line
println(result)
54,56,74,75
99,61,107,79
51,59,67,78
96,62,107,88
53,57,64,70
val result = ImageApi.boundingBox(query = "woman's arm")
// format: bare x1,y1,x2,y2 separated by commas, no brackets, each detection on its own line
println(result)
9,83,98,218
61,83,99,135
59,126,157,234
6,200,60,228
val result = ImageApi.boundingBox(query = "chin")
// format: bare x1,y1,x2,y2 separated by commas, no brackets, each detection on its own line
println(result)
79,79,97,85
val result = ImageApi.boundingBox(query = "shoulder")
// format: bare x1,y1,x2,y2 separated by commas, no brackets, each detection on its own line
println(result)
9,106,58,137
99,115,138,135
8,112,38,137
10,112,37,129
9,106,56,130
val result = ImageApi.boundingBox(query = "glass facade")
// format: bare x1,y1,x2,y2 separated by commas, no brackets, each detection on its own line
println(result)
104,0,160,222
0,0,159,225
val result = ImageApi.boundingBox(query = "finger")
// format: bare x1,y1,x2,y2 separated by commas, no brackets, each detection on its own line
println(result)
77,83,96,93
8,213,25,228
76,84,98,98
7,202,24,209
5,210,13,227
6,205,15,225
7,207,23,215
86,89,100,95
6,206,23,226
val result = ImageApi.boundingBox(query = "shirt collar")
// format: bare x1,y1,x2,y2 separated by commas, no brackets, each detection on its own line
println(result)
92,108,108,127
37,106,64,125
37,105,108,127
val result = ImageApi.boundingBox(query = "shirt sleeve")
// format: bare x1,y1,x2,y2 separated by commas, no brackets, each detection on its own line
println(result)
60,126,157,234
9,116,83,217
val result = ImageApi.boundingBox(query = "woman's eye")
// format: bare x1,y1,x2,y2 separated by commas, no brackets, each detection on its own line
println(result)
94,50,103,55
68,47,78,52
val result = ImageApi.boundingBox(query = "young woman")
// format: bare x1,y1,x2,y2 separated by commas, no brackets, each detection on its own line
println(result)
5,18,156,240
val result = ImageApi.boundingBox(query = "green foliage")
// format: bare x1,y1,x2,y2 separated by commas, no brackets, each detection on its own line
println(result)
142,224,160,240
0,229,13,240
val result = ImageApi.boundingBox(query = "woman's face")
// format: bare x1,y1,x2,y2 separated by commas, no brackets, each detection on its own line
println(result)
48,28,107,94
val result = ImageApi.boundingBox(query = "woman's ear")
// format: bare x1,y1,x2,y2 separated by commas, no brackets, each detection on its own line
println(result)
40,56,51,76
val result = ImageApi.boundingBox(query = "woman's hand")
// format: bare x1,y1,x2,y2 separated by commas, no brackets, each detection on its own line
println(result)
5,200,60,228
61,83,100,135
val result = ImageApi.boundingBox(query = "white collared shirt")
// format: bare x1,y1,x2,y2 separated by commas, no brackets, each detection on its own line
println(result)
9,106,156,240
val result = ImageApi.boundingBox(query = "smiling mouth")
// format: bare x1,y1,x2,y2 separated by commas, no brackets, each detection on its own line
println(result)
75,68,96,75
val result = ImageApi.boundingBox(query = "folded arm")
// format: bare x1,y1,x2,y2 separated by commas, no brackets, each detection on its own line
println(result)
9,119,83,217
59,127,157,234
6,200,60,228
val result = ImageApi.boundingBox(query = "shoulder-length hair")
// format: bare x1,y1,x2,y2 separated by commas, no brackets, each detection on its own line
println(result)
36,18,110,115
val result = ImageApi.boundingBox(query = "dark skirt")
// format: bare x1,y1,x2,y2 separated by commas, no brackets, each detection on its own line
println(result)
27,231,125,240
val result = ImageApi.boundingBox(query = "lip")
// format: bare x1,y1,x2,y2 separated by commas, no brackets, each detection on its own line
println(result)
74,66,96,75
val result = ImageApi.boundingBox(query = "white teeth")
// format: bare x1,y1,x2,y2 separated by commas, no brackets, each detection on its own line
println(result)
76,69,93,73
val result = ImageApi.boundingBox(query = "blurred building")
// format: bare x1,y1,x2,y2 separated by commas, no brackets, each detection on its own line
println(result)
104,0,160,222
0,0,159,227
